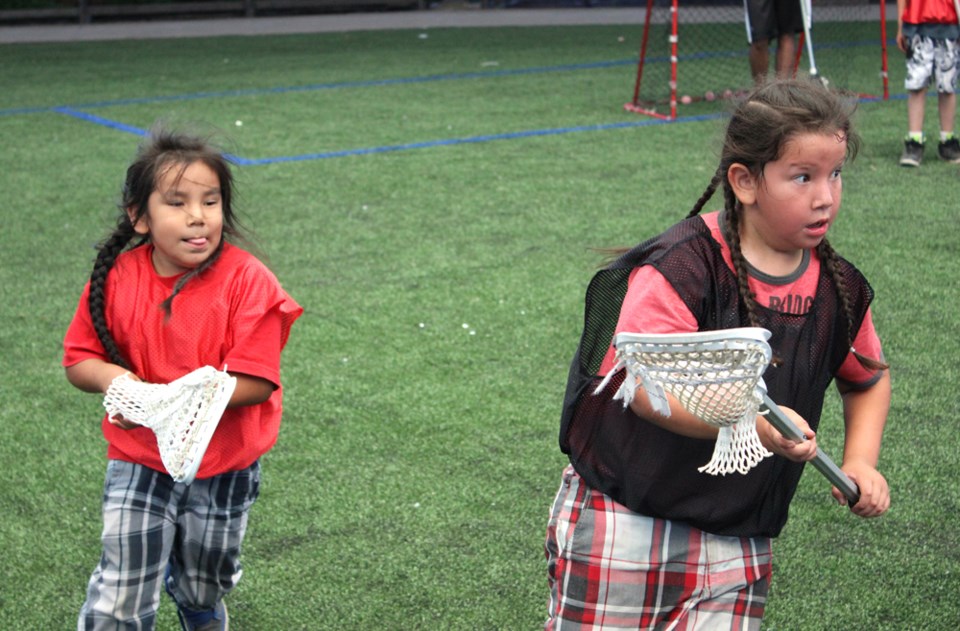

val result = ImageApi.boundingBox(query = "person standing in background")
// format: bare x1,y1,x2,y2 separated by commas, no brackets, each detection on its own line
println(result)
896,0,960,166
745,0,804,82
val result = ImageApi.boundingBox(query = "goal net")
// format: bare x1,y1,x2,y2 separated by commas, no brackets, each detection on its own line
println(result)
625,0,891,119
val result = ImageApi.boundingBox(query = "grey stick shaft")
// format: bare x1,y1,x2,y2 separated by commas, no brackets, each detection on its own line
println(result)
760,394,860,506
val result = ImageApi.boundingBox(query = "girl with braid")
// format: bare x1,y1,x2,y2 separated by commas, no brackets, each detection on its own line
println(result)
545,79,891,629
63,127,302,631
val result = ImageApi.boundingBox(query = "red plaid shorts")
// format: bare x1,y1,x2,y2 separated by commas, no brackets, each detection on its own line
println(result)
545,466,772,630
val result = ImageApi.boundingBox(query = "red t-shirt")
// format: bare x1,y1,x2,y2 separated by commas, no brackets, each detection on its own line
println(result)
63,242,303,478
601,211,882,388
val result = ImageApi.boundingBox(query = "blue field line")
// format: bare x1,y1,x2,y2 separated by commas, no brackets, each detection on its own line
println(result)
48,90,903,165
0,58,637,117
15,37,894,166
1,36,884,117
53,107,150,135
2,105,53,116
49,95,720,165
230,113,722,166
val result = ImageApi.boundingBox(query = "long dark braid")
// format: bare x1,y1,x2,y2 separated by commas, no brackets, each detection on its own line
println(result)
687,170,765,328
720,191,764,330
89,126,242,370
88,218,143,369
688,169,770,359
690,78,883,371
817,240,890,370
687,170,724,219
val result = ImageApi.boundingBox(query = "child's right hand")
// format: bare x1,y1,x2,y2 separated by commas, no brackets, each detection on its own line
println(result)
108,414,140,430
757,407,819,463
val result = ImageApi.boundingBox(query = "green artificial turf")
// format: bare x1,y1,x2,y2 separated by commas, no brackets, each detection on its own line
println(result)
1,19,957,630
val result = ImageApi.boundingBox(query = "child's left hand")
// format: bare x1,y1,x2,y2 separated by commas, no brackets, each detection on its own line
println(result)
836,463,890,517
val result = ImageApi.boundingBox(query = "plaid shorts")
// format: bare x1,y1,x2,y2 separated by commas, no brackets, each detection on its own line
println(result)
545,466,772,630
78,459,260,630
904,35,960,94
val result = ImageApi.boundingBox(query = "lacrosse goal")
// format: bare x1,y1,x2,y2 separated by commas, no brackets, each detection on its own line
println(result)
624,0,892,120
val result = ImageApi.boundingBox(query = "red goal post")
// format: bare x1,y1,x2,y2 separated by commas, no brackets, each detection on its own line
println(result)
625,0,891,120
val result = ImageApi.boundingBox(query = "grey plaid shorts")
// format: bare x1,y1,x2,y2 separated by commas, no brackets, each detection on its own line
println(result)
78,459,260,630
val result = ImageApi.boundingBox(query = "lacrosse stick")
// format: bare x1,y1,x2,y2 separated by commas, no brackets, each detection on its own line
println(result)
103,366,237,485
596,328,860,505
798,0,828,86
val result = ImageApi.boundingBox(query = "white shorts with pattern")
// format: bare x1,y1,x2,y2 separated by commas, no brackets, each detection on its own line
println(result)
904,35,960,94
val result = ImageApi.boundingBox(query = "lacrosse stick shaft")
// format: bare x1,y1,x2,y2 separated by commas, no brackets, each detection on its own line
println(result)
799,0,819,76
760,394,860,506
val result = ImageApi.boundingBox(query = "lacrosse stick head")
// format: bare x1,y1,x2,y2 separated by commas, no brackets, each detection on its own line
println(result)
601,328,774,475
103,366,237,485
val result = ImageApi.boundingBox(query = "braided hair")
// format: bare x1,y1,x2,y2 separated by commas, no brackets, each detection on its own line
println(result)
88,127,243,370
688,78,886,371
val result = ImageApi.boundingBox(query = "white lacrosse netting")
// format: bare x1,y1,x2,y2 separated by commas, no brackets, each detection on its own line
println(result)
595,327,775,475
103,366,237,485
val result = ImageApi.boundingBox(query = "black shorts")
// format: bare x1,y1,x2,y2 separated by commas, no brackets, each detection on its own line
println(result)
744,0,804,44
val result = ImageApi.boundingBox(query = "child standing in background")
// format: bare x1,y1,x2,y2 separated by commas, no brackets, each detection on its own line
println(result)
897,0,960,166
63,128,302,630
546,79,891,629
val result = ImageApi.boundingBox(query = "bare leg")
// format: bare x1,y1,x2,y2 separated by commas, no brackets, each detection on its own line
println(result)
938,92,956,135
775,34,797,78
907,90,926,134
750,39,770,83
